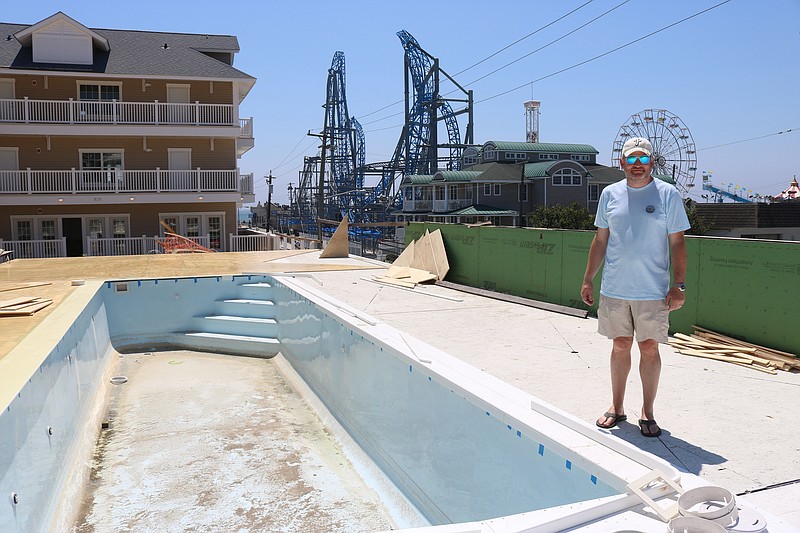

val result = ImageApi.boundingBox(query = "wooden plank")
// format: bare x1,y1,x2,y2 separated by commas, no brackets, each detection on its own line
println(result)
676,349,753,364
693,326,797,357
0,282,52,293
2,298,48,311
731,362,777,375
0,299,52,316
0,296,39,309
674,332,756,352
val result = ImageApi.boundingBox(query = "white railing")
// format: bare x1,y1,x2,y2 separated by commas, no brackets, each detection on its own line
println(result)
0,169,242,194
239,173,254,194
228,233,278,252
239,117,253,138
403,199,433,211
0,98,235,126
433,198,473,212
2,238,66,258
85,236,212,256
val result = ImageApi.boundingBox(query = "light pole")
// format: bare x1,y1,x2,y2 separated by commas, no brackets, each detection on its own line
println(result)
265,172,274,232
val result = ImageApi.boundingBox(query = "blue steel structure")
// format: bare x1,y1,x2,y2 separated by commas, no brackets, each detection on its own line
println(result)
368,30,474,213
289,32,473,236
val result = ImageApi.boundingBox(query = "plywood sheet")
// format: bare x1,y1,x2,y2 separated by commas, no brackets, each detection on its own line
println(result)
319,215,350,259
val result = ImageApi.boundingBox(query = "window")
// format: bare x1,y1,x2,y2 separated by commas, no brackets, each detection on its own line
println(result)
79,83,121,101
186,217,200,238
552,168,582,186
588,184,599,202
111,218,127,238
80,150,123,187
483,183,492,196
448,185,458,200
483,149,497,161
493,184,501,195
40,219,57,240
571,154,591,162
404,187,413,200
88,218,104,239
435,186,445,201
540,153,559,161
505,152,527,160
464,155,478,166
208,216,222,250
519,184,528,202
162,217,178,234
16,220,32,240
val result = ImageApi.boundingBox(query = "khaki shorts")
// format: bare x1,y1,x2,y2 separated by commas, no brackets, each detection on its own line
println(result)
597,296,669,343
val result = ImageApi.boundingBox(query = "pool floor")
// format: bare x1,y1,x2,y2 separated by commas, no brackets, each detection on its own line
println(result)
73,349,400,532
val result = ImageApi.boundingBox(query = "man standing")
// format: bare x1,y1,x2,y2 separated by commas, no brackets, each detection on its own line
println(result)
580,137,690,438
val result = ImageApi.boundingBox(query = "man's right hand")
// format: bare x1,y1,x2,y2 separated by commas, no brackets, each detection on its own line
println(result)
580,281,594,306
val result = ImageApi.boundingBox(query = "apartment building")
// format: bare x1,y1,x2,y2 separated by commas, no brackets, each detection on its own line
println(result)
0,12,256,257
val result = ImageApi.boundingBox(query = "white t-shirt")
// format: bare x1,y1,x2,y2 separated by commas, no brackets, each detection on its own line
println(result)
594,178,691,300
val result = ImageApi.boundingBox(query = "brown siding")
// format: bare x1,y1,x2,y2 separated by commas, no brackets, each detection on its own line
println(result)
0,136,236,170
0,75,234,104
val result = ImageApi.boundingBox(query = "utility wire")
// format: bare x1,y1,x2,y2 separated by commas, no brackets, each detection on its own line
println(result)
356,0,598,121
698,128,798,151
461,0,630,88
452,0,596,77
477,0,732,104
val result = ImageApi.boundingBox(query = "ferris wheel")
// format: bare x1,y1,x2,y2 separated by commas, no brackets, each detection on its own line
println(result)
611,109,698,195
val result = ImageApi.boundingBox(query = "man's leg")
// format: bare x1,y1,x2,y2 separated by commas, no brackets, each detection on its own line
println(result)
638,338,662,435
596,336,633,427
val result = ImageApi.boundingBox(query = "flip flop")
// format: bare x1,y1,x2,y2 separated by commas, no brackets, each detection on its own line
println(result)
638,418,662,437
596,411,627,428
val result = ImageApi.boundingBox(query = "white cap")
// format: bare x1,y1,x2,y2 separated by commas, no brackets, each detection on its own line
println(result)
622,137,653,157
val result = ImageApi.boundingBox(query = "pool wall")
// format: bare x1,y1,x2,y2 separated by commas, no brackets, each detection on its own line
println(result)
0,275,681,532
0,283,116,533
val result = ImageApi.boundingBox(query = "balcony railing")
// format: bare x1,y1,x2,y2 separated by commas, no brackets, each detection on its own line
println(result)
86,236,212,256
0,98,235,126
0,169,249,195
0,238,66,259
433,198,474,212
402,199,433,212
239,117,253,138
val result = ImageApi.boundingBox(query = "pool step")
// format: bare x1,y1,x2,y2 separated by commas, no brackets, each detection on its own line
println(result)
203,315,276,324
185,332,279,344
222,298,274,306
181,331,280,359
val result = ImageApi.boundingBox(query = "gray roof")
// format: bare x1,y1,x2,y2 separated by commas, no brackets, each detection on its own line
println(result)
432,171,482,182
432,204,518,217
466,162,521,182
485,141,598,154
584,165,626,184
0,14,255,83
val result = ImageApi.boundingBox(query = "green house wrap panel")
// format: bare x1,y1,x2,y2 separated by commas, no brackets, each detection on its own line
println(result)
405,223,799,356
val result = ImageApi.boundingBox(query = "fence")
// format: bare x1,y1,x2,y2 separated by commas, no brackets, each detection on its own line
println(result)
0,238,66,258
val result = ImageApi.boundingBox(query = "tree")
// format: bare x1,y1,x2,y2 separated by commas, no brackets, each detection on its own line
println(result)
527,203,595,230
684,201,710,235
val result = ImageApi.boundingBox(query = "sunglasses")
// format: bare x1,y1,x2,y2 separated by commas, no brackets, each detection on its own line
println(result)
625,155,651,164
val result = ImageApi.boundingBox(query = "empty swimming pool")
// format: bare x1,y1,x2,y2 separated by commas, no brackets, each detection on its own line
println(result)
0,274,682,532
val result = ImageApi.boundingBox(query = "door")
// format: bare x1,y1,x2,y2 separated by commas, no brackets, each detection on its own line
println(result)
168,149,191,190
0,79,15,121
62,218,83,257
166,84,191,124
0,148,19,191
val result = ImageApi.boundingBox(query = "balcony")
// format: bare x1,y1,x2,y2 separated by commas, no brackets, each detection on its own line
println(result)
433,198,474,212
237,117,255,156
0,98,235,126
402,199,433,212
0,169,253,195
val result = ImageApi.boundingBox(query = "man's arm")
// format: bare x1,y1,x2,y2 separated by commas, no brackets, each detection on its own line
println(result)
580,227,609,306
665,231,687,311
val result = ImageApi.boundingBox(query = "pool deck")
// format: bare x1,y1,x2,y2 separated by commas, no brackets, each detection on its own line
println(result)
1,250,799,530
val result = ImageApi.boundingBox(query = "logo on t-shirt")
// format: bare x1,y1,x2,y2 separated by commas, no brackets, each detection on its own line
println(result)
646,205,655,213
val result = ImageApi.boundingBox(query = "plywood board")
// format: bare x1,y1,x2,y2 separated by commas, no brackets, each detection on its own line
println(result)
428,229,449,280
319,214,350,259
0,282,52,293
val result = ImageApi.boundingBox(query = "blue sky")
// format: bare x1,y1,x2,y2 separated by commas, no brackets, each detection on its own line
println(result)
5,1,799,204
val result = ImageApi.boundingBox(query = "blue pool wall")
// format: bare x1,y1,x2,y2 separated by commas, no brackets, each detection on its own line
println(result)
2,274,623,531
0,290,113,533
272,281,619,524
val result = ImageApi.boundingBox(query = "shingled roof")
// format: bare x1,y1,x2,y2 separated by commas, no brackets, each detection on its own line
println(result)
0,12,255,87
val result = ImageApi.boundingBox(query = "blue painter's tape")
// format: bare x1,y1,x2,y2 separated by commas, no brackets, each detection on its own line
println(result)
154,279,159,285
106,282,111,288
193,278,198,283
538,444,545,456
507,425,512,431
566,460,572,470
137,281,141,287
216,277,220,282
428,376,432,381
248,275,252,280
486,411,491,417
409,365,413,373
517,430,522,438
591,475,598,485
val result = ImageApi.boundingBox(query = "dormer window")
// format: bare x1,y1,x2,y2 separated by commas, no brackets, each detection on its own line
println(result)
14,12,110,66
